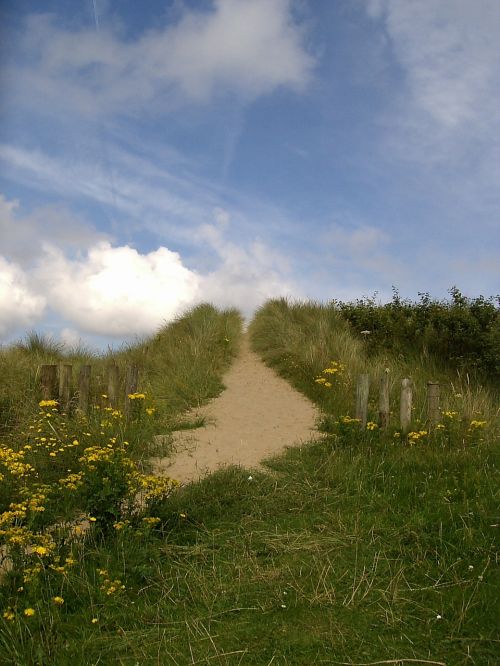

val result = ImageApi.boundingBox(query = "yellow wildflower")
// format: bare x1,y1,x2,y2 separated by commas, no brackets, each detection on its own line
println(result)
39,400,58,408
53,596,64,605
24,608,36,617
33,546,49,556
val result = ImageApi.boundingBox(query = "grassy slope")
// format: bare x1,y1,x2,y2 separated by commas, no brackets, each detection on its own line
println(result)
0,304,243,437
1,299,498,665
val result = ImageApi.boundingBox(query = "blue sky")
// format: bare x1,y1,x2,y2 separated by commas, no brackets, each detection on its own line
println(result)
1,0,499,347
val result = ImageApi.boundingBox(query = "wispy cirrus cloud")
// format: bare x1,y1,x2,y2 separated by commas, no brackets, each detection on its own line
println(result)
4,0,314,119
367,0,500,156
367,0,500,126
365,0,500,230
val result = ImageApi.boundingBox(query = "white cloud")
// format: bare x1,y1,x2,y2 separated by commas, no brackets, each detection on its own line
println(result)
0,144,207,228
196,214,294,314
36,242,201,337
0,193,294,342
60,328,83,348
367,0,500,129
365,0,500,226
9,0,313,117
0,257,46,337
31,225,292,338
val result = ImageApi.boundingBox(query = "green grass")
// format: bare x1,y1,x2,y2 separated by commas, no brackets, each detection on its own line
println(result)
0,297,498,665
1,437,498,664
0,303,243,440
248,298,499,427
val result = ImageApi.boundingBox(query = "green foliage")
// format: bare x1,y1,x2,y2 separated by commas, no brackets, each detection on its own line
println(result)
249,297,498,432
335,287,500,385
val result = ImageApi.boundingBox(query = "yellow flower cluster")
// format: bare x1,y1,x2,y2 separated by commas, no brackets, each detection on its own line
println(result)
142,516,161,527
58,472,84,491
0,446,35,478
132,473,178,501
408,430,428,442
1,391,175,621
98,569,125,596
315,360,346,389
338,415,361,426
38,400,59,408
366,422,378,431
470,420,487,428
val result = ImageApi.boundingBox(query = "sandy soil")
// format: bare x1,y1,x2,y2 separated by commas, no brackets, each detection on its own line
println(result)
151,335,323,484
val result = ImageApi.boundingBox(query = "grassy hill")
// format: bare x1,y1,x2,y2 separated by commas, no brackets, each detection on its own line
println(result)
0,297,498,665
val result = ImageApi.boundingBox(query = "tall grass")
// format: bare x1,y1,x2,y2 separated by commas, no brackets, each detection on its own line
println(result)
249,298,499,429
0,304,243,437
1,298,498,664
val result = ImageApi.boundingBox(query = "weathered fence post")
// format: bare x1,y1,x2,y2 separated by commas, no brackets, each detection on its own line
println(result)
106,363,119,408
379,369,390,429
427,381,440,428
355,374,370,428
58,364,72,413
77,365,91,413
40,365,58,401
124,364,139,417
400,378,412,434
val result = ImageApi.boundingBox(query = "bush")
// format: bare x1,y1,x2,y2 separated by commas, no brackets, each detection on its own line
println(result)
334,288,500,385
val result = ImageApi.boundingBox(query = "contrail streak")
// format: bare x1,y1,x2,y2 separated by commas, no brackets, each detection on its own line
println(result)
92,0,99,30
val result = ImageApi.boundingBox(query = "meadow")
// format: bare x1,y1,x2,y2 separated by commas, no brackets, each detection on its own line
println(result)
0,296,498,665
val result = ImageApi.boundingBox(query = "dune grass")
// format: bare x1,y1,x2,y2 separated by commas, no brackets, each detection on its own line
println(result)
0,304,242,439
248,297,499,428
0,298,498,664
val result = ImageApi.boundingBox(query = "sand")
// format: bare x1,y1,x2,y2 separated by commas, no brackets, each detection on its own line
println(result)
151,335,323,484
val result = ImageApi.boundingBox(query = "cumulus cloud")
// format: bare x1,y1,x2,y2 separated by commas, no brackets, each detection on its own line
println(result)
9,0,313,117
36,242,201,337
33,230,292,337
0,257,46,337
0,194,293,342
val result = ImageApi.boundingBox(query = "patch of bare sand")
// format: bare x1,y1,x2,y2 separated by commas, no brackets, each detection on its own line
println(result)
151,335,323,484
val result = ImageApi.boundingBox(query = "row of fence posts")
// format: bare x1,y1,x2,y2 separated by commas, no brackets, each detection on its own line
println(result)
355,373,440,433
39,363,139,416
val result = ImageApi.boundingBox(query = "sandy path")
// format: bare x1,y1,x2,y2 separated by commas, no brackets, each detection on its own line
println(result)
151,335,322,484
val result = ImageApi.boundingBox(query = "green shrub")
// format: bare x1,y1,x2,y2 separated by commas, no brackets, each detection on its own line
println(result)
334,288,500,385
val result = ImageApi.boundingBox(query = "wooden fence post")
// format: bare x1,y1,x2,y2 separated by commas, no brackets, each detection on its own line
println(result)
400,378,412,434
40,365,58,401
379,369,390,429
58,364,72,413
427,381,440,428
355,374,369,428
124,364,139,417
106,364,119,408
77,365,91,413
